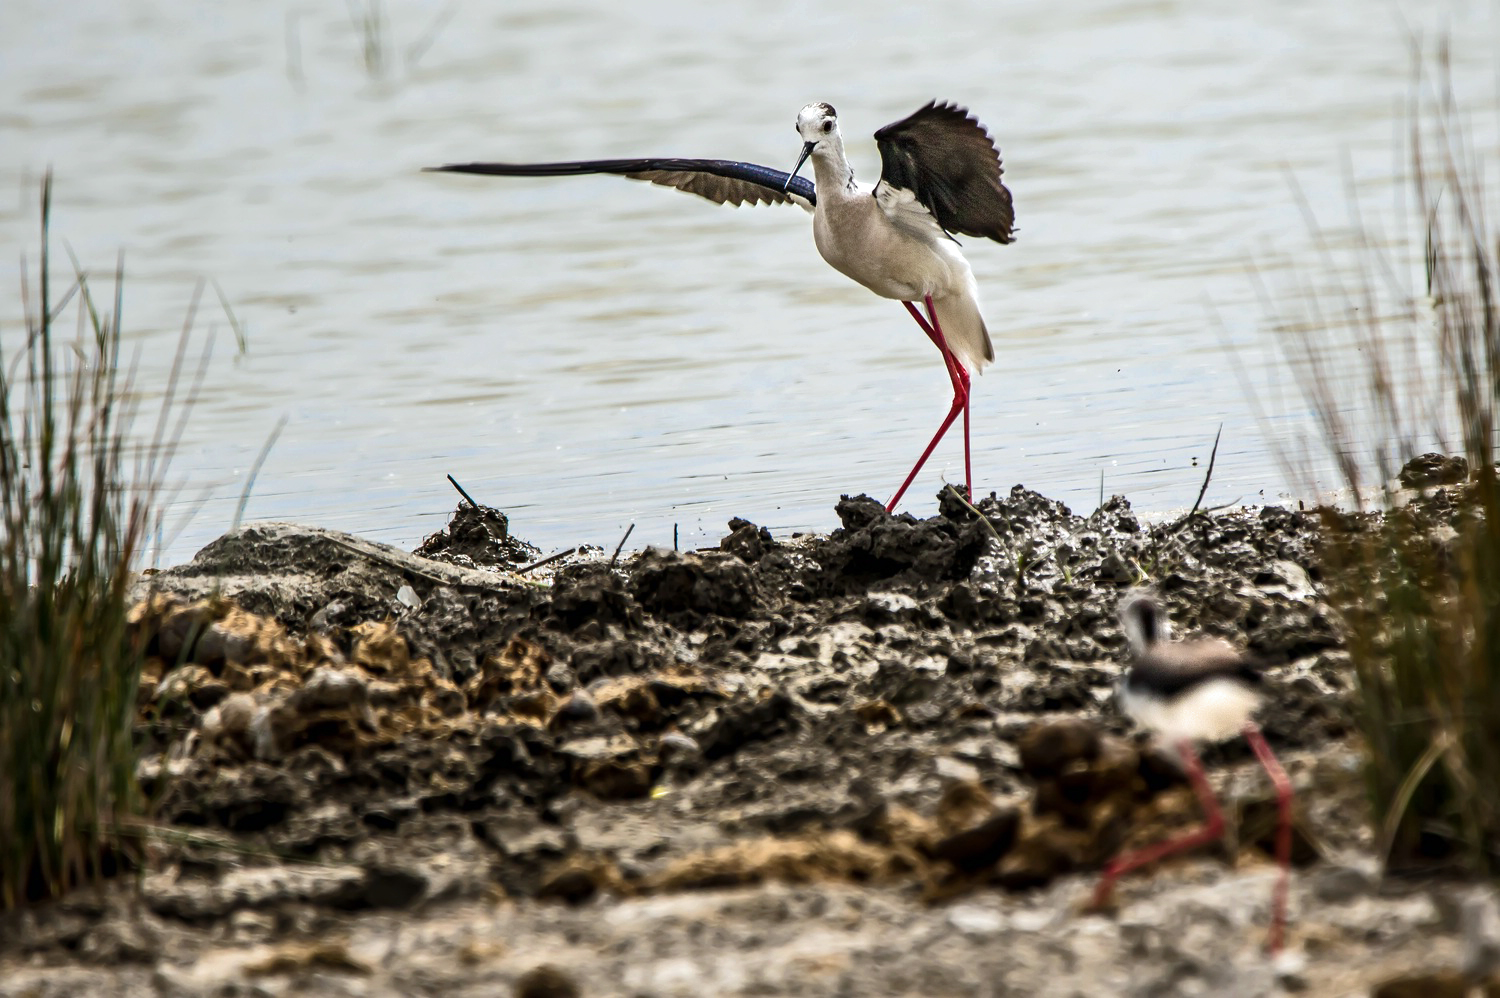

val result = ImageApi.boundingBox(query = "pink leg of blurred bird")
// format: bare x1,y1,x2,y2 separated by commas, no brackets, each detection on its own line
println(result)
1092,738,1225,907
886,295,971,511
1092,730,1293,955
1243,722,1293,954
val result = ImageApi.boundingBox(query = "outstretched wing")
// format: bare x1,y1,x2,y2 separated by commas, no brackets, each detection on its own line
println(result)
426,158,816,211
873,101,1014,244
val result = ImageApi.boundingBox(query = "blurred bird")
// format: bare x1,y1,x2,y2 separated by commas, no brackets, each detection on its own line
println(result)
1092,590,1294,954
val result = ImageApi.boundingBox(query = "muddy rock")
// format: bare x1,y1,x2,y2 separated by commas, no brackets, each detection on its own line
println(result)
416,501,541,569
1399,452,1470,488
928,807,1022,873
1018,717,1102,778
813,494,978,586
630,548,762,620
16,486,1468,997
720,516,775,562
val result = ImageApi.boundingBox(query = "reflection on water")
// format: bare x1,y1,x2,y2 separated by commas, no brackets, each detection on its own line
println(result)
1,0,1497,563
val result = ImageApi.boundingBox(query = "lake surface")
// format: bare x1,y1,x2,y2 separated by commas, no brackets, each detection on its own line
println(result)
3,0,1497,564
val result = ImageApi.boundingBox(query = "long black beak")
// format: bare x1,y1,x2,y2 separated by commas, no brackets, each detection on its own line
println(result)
783,141,815,192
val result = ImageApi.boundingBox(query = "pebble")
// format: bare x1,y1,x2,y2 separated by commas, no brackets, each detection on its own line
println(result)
515,964,582,998
1272,948,1310,992
934,755,981,785
946,904,1006,937
1309,860,1379,904
1461,886,1500,982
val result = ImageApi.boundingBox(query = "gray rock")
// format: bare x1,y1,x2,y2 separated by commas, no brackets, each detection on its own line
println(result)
1309,860,1379,904
1460,886,1500,982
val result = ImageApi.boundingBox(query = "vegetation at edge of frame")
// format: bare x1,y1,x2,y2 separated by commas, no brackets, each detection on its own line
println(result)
0,174,191,907
1284,42,1500,875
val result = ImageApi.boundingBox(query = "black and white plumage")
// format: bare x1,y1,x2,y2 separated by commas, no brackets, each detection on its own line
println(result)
1096,590,1294,954
427,101,1016,512
1115,590,1267,744
872,101,1015,245
427,157,816,210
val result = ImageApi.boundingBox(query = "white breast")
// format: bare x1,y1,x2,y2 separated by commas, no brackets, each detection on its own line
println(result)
1118,677,1263,745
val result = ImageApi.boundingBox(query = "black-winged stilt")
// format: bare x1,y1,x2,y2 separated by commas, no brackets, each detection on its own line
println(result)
1093,591,1294,954
427,101,1015,512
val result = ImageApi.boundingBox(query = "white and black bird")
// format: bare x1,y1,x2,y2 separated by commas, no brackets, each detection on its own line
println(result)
426,101,1016,512
1093,591,1295,954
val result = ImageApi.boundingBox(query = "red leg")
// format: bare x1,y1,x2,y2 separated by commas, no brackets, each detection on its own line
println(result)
925,296,973,500
1243,723,1292,954
886,296,971,511
902,300,965,385
1092,739,1225,909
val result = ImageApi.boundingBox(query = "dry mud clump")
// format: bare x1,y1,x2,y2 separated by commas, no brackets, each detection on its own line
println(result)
2,483,1493,996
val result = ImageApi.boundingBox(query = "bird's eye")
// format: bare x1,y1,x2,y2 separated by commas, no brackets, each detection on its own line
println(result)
821,120,833,133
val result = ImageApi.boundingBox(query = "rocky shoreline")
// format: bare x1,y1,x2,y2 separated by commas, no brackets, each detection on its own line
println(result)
2,484,1493,997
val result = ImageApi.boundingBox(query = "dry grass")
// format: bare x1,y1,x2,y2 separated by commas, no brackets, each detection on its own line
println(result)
0,174,198,906
1276,43,1500,872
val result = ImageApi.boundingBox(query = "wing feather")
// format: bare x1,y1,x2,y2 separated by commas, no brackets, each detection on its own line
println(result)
873,101,1014,243
426,158,816,211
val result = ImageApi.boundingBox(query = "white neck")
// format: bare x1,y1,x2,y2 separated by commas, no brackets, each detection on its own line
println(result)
810,134,855,193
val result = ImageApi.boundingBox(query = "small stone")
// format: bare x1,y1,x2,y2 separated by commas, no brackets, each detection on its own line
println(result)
538,858,618,905
576,758,652,800
861,591,921,625
555,690,599,722
515,964,581,998
1272,948,1309,992
659,731,700,759
360,866,428,909
1008,908,1054,933
544,661,575,692
934,755,981,785
1017,718,1101,779
1462,887,1500,983
291,666,369,713
395,584,421,608
929,808,1020,873
719,518,773,562
1399,452,1469,487
309,600,347,633
1309,861,1378,904
852,699,902,731
946,904,1005,936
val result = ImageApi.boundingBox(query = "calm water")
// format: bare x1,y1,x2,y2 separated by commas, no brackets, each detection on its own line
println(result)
2,0,1497,563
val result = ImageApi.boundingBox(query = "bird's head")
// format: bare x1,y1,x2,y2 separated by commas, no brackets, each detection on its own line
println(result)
784,102,841,191
794,102,841,145
1118,590,1171,657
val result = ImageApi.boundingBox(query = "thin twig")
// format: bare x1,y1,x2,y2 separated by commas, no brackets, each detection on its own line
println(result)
446,473,480,509
944,484,1005,549
1186,424,1224,519
516,547,575,574
609,523,635,569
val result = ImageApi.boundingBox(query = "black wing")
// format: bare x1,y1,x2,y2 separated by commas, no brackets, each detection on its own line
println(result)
873,101,1014,244
1126,645,1266,699
425,158,816,209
